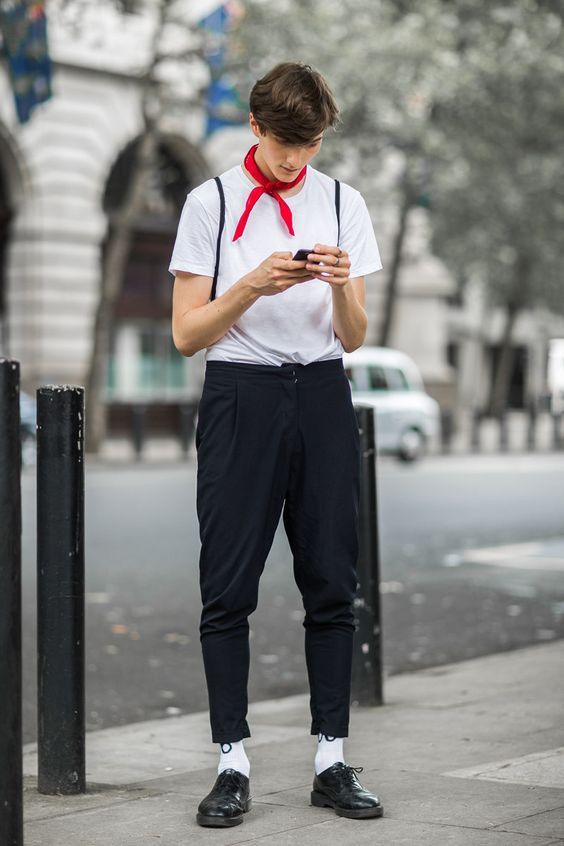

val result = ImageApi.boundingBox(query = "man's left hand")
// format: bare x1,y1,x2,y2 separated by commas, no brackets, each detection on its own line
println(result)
306,244,351,288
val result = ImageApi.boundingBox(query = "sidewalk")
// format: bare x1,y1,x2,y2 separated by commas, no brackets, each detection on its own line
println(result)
23,640,564,845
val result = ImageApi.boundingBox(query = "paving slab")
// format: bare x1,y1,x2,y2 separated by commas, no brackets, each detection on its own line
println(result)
444,747,564,789
490,806,564,839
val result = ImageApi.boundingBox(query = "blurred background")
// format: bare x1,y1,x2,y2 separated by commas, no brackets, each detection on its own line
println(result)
1,0,563,744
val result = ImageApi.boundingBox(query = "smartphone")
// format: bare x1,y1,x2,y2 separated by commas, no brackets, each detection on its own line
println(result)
292,249,314,261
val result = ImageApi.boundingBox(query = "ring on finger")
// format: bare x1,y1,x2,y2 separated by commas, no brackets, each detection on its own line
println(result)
335,256,340,267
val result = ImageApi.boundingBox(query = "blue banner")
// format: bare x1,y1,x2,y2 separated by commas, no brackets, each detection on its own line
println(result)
0,0,52,124
198,2,247,136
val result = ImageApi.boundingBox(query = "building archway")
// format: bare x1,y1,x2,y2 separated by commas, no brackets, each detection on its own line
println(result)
101,133,211,436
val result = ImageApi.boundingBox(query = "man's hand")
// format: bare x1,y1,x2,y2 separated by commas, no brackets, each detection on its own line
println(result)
246,251,313,297
306,244,351,288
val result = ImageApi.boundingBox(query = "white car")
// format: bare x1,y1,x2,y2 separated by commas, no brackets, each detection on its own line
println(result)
342,346,441,461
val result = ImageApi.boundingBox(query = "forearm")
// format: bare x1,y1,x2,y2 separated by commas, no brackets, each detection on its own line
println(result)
331,282,367,353
177,275,261,357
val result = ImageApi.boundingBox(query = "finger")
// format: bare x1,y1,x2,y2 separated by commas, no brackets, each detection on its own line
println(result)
306,253,338,265
306,260,350,273
278,270,312,280
274,259,309,271
313,244,341,256
271,251,293,259
307,267,350,279
307,252,350,266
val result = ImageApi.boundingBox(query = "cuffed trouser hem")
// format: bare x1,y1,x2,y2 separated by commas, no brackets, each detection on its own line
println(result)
211,721,251,744
310,723,349,738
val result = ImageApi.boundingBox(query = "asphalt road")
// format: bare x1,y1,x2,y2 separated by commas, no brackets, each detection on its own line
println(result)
19,451,564,743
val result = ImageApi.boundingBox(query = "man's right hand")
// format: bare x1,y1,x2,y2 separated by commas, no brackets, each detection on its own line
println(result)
245,252,313,297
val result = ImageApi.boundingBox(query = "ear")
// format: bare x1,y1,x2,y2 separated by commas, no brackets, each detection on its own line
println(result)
249,112,261,139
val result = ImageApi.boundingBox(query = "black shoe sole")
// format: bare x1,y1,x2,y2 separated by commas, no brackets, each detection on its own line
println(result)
311,789,384,819
196,798,252,827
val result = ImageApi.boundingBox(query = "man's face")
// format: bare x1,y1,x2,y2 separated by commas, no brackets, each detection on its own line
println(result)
249,114,323,182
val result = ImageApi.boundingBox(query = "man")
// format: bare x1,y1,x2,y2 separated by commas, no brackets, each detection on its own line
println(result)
168,61,384,827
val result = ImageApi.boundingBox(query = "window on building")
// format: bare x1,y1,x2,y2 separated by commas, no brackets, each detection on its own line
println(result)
447,341,459,371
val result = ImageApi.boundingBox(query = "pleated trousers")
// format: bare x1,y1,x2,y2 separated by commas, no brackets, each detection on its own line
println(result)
195,356,360,743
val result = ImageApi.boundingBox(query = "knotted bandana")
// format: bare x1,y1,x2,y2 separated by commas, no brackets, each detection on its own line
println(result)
233,144,307,241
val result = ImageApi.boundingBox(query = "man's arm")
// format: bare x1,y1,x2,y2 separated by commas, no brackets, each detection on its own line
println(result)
171,252,312,357
172,271,261,357
305,244,367,353
331,277,367,353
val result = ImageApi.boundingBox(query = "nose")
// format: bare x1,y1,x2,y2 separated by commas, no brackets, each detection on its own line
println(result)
284,150,304,169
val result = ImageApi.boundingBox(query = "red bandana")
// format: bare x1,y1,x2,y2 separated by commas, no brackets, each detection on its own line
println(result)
232,144,307,241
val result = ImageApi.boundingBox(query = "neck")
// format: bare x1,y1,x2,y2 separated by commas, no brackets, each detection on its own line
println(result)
243,144,307,197
253,145,278,182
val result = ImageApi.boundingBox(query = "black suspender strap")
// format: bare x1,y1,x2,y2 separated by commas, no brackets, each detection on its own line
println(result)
211,176,226,302
334,179,341,246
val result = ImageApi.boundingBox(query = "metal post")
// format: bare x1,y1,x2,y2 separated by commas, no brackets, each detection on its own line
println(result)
131,402,145,459
498,413,509,452
553,412,563,451
0,359,23,845
351,404,383,707
440,408,454,454
471,408,481,451
526,404,537,451
37,385,85,794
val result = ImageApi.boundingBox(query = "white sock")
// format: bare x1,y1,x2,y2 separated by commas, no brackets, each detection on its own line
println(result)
314,733,345,775
217,740,250,777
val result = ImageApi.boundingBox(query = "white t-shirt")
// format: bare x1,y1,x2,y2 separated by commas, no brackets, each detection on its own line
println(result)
168,163,383,366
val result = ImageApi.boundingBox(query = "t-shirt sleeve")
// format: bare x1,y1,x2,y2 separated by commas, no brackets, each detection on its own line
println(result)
340,189,383,279
168,191,217,278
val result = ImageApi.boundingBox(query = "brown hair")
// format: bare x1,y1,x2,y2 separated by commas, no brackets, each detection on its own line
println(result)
249,62,340,145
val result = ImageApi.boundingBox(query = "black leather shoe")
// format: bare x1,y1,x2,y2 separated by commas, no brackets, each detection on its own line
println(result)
196,768,252,827
311,762,384,819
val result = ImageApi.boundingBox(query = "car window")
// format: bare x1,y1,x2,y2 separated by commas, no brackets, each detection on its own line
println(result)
368,366,388,390
345,366,370,391
384,366,410,391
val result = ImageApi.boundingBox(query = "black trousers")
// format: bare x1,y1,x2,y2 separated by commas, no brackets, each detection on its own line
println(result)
195,356,360,744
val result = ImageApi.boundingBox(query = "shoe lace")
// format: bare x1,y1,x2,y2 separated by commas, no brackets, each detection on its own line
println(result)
217,769,244,788
341,764,364,783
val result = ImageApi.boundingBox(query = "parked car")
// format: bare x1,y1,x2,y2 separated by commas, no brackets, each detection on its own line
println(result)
342,346,441,462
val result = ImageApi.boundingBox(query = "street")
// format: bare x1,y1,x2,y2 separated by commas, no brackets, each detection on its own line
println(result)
20,451,564,743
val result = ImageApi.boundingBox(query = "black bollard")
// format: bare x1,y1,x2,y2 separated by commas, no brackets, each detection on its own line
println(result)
553,412,563,451
470,408,481,452
440,408,454,454
0,359,23,846
351,404,383,707
37,385,85,794
131,402,145,460
526,404,537,451
498,413,509,452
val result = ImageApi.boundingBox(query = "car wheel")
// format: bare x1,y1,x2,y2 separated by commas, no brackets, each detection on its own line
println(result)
397,427,425,462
